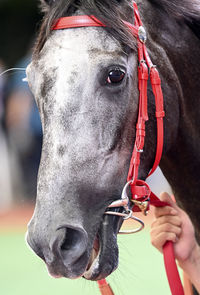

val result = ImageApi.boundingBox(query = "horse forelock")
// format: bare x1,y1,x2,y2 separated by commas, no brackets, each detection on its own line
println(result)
33,0,136,59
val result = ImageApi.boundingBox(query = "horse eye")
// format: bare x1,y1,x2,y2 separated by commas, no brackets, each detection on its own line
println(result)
107,69,126,84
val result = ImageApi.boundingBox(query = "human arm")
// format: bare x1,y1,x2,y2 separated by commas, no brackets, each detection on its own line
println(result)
150,192,200,292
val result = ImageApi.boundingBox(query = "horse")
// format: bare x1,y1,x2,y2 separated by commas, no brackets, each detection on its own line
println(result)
26,0,200,286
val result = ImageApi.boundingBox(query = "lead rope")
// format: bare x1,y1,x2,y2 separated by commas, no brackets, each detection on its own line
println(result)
97,280,114,295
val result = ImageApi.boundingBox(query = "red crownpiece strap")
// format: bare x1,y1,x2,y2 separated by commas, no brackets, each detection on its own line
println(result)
53,15,139,37
53,15,105,30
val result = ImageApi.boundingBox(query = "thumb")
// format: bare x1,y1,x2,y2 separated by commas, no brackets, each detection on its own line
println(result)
159,192,177,209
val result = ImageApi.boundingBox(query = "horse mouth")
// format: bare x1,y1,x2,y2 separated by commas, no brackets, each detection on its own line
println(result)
84,235,101,279
83,212,121,280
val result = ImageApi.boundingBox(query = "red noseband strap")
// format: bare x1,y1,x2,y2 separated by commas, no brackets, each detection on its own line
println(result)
52,2,184,295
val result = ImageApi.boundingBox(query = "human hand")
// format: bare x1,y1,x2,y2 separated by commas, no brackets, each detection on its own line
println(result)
150,192,197,264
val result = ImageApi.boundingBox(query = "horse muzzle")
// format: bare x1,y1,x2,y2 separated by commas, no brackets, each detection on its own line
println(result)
26,183,145,280
26,224,90,279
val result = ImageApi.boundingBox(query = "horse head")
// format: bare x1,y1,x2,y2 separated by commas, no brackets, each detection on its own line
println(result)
26,0,181,281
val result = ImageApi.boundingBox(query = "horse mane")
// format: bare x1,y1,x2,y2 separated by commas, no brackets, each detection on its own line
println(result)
33,0,136,58
149,0,200,38
149,0,200,20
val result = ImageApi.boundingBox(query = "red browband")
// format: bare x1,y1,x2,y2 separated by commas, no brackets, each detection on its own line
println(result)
52,2,184,295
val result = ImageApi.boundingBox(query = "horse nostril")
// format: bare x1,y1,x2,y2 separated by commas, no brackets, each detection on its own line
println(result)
52,225,88,266
61,227,81,251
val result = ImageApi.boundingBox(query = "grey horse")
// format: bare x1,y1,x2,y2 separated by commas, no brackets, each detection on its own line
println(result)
26,0,200,286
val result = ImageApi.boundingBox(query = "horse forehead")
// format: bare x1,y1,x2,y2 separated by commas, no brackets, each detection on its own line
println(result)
38,28,124,68
28,28,128,98
56,27,121,50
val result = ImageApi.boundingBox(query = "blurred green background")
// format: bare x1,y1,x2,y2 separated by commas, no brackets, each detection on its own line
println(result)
0,224,172,295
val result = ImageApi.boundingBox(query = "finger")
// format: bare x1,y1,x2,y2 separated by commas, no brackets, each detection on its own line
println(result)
151,232,177,253
151,222,182,238
159,192,179,210
152,215,182,228
154,205,178,218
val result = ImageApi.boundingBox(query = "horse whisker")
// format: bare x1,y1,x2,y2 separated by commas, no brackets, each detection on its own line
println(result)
0,67,27,78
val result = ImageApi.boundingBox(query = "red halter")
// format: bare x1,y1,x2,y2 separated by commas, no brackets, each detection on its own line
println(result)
52,2,184,295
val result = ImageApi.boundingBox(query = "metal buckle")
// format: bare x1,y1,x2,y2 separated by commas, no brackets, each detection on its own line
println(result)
105,209,144,234
104,181,145,234
131,199,149,216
